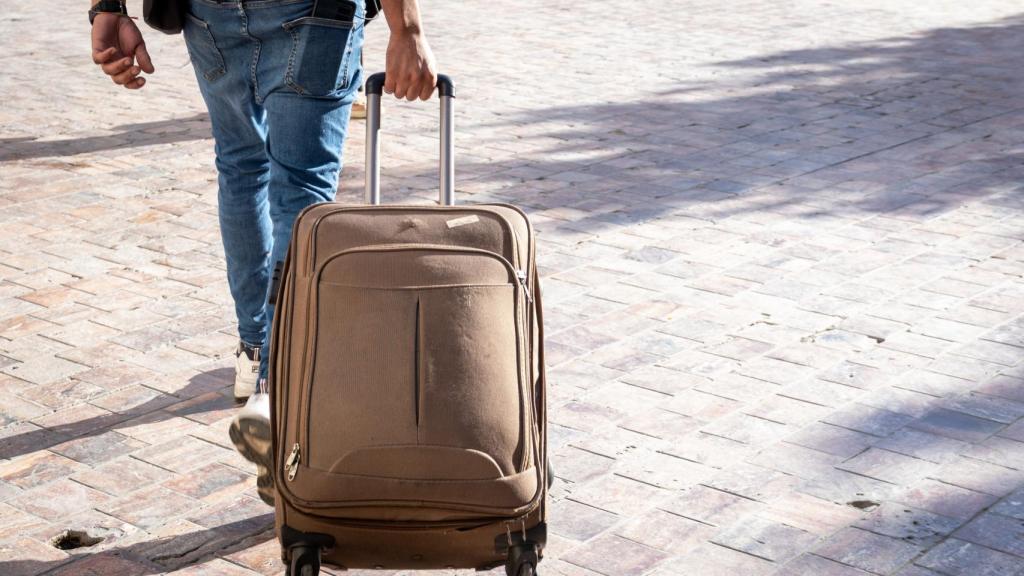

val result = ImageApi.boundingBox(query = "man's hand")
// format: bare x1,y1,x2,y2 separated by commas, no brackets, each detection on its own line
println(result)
91,13,154,90
381,0,437,101
384,30,437,101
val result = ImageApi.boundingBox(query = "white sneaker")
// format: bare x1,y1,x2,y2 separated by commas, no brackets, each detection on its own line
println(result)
229,390,274,506
234,342,261,401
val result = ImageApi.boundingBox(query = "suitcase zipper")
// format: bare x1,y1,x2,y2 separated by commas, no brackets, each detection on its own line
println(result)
515,268,533,470
516,269,533,305
292,206,528,462
286,443,301,481
299,244,531,477
284,244,536,512
289,206,528,474
303,205,524,276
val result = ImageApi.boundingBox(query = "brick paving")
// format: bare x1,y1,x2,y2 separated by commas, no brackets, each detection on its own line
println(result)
2,0,1024,574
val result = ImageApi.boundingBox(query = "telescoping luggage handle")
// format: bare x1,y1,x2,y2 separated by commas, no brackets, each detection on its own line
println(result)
364,72,456,206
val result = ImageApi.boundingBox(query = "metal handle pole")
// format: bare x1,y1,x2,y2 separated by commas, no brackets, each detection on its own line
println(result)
363,72,456,206
365,91,382,205
439,93,454,206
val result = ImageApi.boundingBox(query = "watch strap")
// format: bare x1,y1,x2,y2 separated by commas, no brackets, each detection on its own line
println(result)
89,0,128,24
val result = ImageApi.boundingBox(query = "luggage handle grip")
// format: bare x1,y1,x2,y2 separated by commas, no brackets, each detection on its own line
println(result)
364,72,455,206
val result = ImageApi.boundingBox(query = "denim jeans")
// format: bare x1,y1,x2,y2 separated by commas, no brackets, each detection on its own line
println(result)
183,0,364,378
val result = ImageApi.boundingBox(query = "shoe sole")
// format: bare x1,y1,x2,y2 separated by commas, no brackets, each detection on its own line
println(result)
229,412,275,506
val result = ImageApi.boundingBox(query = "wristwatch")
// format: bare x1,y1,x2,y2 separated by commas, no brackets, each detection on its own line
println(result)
89,0,128,24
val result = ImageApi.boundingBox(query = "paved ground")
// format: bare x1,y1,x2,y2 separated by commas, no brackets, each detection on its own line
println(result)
2,0,1024,574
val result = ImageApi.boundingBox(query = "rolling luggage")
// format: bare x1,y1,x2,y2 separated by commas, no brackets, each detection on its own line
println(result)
268,73,548,576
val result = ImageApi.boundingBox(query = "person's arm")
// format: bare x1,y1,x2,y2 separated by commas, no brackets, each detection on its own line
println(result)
379,0,437,101
90,0,154,90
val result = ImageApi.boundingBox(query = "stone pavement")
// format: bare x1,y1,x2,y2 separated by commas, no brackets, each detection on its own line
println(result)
2,0,1024,574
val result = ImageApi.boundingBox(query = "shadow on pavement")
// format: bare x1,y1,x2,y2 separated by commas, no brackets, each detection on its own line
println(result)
0,514,275,576
0,114,211,162
0,367,235,461
434,14,1024,241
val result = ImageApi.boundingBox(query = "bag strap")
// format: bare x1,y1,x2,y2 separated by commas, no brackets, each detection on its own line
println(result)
365,0,381,21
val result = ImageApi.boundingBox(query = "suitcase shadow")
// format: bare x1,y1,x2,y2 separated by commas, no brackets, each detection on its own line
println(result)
0,514,275,574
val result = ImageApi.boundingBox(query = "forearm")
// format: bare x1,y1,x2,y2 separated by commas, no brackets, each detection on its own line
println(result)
379,0,424,37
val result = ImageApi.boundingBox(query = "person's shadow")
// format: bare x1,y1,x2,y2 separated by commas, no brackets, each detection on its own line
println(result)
0,114,210,162
0,366,235,461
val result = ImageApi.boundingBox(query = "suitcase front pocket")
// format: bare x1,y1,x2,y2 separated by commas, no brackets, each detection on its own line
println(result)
287,246,534,514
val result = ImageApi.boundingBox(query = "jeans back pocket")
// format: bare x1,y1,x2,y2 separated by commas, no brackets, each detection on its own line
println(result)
183,12,226,82
283,17,355,98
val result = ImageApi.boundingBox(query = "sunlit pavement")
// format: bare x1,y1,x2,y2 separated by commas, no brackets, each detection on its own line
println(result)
2,1,1024,574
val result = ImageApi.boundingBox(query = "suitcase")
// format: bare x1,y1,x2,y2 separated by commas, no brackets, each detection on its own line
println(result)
268,73,548,576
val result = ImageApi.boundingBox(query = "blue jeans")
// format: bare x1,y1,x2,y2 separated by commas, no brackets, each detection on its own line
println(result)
183,0,364,379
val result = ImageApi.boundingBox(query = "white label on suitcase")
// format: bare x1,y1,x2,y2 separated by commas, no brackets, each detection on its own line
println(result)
446,215,480,228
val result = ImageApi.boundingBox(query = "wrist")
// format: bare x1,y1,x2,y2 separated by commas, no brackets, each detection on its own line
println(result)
92,12,125,23
89,0,127,25
388,23,422,39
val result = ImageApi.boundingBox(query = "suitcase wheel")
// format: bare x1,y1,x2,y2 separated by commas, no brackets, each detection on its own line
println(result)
287,545,321,576
505,542,540,576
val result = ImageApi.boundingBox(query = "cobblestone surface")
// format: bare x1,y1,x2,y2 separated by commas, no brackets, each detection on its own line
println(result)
2,0,1024,574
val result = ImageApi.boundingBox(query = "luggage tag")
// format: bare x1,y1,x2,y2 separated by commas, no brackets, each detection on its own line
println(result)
446,215,479,229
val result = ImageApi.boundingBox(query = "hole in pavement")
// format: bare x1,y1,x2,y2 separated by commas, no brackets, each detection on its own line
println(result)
847,500,880,511
50,529,104,550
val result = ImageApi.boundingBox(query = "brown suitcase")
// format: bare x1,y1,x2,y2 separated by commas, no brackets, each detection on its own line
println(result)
268,73,548,576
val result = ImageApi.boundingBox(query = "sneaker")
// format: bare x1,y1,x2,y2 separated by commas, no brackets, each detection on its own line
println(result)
234,341,261,401
350,91,367,120
229,389,275,506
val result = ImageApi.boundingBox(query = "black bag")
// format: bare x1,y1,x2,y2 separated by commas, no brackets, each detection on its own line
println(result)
143,0,185,35
142,0,375,35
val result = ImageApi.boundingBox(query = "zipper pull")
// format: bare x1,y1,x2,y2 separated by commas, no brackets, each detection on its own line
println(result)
516,269,533,304
285,443,301,482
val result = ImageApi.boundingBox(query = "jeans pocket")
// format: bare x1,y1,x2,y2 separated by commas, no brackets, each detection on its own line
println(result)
282,16,355,97
183,12,226,82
